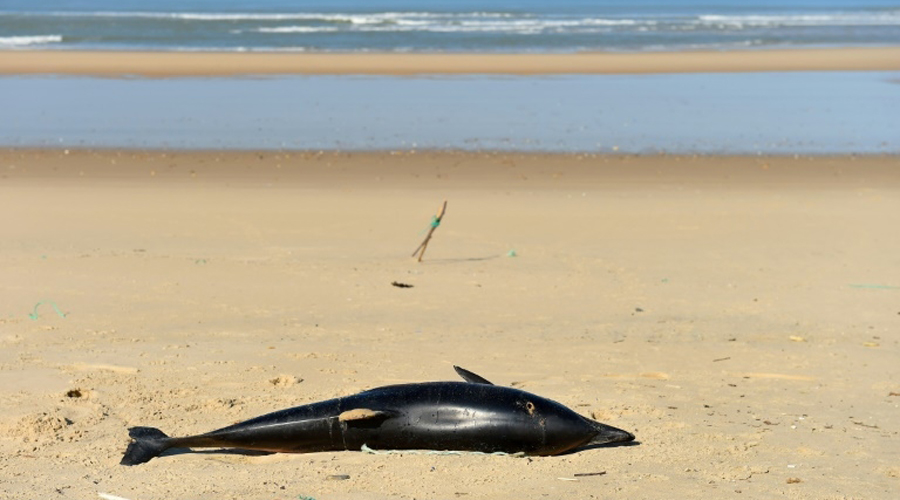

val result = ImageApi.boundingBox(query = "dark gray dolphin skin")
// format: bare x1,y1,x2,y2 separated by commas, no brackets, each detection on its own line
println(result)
120,366,634,465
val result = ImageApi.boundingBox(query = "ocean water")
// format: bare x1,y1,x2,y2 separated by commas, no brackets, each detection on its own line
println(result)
3,2,897,154
2,73,897,154
1,0,899,52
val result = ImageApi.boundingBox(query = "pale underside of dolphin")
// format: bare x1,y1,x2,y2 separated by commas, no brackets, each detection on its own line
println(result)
120,366,635,465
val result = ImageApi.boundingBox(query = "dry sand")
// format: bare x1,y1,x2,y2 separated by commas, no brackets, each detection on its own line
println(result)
1,149,898,499
2,47,900,76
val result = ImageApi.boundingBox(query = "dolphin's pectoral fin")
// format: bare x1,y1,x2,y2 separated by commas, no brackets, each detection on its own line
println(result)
339,408,394,430
338,408,391,422
453,365,494,385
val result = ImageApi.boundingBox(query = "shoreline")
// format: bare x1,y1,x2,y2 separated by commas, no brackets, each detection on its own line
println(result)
5,147,900,158
1,47,899,76
3,149,898,190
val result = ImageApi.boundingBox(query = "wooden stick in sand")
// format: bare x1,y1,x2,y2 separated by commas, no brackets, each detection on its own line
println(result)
412,200,447,262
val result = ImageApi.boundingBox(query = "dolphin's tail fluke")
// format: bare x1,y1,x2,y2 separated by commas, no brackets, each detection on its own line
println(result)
121,427,172,466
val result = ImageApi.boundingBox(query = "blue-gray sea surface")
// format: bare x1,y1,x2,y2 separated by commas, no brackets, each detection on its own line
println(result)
2,72,897,154
2,0,898,52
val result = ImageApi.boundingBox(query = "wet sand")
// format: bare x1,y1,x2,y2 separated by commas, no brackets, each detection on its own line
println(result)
1,149,898,499
2,47,900,76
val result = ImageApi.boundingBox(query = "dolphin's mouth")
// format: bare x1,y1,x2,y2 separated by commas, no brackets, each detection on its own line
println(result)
587,421,635,446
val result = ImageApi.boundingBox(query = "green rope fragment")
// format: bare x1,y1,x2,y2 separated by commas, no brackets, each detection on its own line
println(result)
848,284,900,290
418,215,443,236
29,301,67,320
360,443,525,457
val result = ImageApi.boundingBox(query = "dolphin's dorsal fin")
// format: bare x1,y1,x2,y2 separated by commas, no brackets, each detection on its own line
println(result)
338,408,391,422
453,365,494,385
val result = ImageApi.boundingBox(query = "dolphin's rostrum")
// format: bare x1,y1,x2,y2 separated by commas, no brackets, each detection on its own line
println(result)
121,366,635,465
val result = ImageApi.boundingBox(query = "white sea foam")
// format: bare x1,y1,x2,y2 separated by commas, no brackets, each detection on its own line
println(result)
243,16,652,35
10,9,899,28
29,11,516,22
256,26,340,33
698,12,900,28
0,35,63,46
21,10,647,31
26,10,898,26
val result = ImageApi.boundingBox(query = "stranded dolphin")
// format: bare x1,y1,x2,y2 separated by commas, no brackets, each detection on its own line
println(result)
120,366,634,465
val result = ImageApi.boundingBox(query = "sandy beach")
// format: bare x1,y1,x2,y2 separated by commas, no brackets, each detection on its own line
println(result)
2,47,900,76
1,149,898,499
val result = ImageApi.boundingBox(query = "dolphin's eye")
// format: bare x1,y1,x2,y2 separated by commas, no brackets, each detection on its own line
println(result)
525,401,536,415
